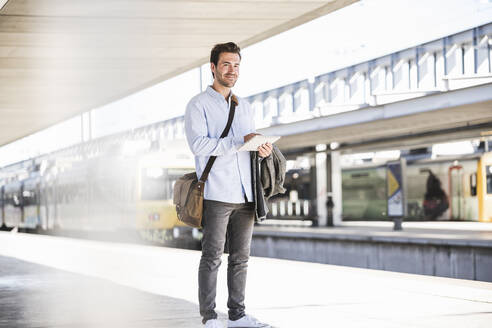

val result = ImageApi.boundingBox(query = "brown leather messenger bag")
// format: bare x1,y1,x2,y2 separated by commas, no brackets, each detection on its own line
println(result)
173,95,238,228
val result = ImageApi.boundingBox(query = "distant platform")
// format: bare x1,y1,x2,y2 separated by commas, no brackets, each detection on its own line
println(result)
1,231,492,327
251,221,492,282
254,221,492,247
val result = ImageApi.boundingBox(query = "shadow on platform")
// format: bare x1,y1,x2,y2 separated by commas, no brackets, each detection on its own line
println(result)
0,256,205,328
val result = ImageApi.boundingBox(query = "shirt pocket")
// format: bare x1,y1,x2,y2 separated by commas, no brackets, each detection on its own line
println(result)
232,107,253,136
205,107,227,138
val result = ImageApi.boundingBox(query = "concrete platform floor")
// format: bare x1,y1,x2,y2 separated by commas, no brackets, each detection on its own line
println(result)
1,231,492,327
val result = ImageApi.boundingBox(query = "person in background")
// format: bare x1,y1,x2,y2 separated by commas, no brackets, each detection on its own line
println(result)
423,171,449,220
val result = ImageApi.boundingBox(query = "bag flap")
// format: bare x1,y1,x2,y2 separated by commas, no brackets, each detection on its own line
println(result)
173,172,197,206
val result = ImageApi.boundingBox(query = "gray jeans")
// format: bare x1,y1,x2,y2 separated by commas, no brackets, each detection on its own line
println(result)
199,200,255,324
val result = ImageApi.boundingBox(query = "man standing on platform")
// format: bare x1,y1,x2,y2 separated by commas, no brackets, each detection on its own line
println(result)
184,42,272,328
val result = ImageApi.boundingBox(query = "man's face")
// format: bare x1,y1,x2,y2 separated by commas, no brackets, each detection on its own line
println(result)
211,52,240,88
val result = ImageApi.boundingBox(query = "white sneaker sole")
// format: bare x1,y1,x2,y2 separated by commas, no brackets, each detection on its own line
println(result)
228,325,271,328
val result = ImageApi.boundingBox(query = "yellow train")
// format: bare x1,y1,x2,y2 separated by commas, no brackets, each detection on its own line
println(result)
0,139,200,245
477,152,492,222
136,149,198,243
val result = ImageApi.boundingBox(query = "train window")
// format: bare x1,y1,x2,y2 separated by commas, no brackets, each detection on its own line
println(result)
351,173,369,178
140,168,168,200
22,190,39,206
470,173,477,196
487,165,492,195
12,194,21,206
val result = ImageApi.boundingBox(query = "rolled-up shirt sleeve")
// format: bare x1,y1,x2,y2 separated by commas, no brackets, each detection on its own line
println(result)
185,100,243,156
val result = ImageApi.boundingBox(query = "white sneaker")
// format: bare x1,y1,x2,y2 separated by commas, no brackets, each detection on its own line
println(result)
205,319,225,328
228,314,270,327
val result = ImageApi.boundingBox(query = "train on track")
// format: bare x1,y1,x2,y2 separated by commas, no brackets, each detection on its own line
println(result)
268,150,492,223
2,136,491,237
342,152,492,221
0,138,199,246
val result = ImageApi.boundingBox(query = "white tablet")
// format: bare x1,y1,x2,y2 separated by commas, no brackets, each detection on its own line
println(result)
237,135,281,151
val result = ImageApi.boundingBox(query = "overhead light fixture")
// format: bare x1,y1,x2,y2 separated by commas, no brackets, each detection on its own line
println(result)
1,0,8,11
432,141,474,156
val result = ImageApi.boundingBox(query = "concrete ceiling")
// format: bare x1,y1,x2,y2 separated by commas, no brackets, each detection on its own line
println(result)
0,0,357,147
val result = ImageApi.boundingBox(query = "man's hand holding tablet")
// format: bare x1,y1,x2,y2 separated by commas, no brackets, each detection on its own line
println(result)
240,134,280,157
257,142,272,158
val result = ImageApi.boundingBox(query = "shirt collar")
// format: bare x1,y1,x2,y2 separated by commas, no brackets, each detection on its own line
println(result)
206,85,238,105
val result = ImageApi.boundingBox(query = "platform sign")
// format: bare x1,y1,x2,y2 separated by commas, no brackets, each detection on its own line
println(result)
387,159,406,217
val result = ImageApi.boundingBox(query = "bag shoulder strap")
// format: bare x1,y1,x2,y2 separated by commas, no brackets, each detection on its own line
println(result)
199,94,238,182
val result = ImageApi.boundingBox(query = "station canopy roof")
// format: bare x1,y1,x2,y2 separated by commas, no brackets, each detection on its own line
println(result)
0,0,357,147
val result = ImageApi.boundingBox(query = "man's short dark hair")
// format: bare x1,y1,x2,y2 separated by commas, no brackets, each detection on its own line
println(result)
210,42,241,67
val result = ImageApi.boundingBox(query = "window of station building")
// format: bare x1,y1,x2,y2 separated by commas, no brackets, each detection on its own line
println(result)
329,78,345,104
348,72,365,103
314,82,326,107
294,88,309,113
417,52,430,88
446,43,462,76
278,92,293,117
487,165,492,195
370,66,385,94
252,101,264,128
264,96,278,119
392,59,410,91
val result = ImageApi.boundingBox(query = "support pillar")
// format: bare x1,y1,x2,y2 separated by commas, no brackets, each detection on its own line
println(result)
315,146,327,226
330,150,343,226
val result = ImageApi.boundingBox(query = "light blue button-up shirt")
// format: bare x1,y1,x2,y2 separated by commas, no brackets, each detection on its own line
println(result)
184,86,255,204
